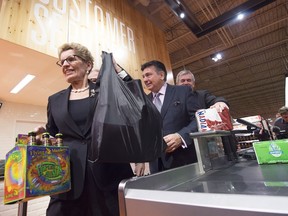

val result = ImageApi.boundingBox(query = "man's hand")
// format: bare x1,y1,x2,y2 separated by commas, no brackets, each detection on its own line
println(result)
210,102,229,112
164,133,182,153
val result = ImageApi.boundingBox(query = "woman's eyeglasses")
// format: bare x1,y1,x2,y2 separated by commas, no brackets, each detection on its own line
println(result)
56,55,84,67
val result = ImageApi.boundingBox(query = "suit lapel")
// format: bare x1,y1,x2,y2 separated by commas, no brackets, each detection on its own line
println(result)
161,84,175,117
148,92,153,101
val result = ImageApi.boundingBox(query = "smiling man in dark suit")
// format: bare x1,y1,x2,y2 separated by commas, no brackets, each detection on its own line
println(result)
141,60,200,174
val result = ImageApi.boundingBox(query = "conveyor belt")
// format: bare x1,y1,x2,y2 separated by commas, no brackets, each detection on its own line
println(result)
169,160,288,196
119,161,288,216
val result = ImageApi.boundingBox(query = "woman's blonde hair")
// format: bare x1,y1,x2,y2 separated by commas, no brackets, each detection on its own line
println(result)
58,42,94,68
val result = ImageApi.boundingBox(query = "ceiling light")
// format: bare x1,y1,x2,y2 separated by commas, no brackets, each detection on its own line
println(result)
236,13,245,20
179,12,185,18
165,0,276,38
10,74,35,94
216,53,222,60
211,53,223,62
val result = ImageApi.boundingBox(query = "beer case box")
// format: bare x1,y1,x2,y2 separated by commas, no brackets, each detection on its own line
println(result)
196,108,233,132
17,134,29,145
4,145,71,204
253,139,288,164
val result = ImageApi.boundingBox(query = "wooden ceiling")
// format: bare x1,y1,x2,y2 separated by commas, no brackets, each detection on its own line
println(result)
0,0,287,122
129,0,288,120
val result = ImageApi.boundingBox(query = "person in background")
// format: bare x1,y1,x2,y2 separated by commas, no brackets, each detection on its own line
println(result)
275,112,281,119
141,60,200,174
35,43,144,216
253,128,271,141
273,106,288,139
176,69,229,111
176,69,238,161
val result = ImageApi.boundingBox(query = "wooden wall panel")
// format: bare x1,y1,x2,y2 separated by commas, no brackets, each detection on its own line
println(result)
0,0,173,83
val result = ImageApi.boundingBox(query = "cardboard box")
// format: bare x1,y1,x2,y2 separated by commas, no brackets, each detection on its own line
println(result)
196,107,233,132
4,145,70,204
253,139,288,164
17,134,29,145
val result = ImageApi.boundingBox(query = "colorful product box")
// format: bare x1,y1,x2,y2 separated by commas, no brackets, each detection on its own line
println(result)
4,145,70,204
253,139,288,164
196,108,233,132
17,134,29,145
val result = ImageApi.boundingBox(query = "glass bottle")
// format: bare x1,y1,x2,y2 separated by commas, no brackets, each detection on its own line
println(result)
28,131,36,146
42,132,50,146
55,133,63,147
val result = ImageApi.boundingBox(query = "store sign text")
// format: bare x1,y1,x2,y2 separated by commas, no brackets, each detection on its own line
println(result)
31,0,135,54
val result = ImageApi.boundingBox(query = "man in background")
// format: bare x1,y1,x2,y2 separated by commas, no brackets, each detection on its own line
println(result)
176,69,229,111
141,60,200,173
273,106,288,139
176,69,238,161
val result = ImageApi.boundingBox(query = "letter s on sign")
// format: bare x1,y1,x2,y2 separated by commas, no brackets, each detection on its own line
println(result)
31,3,48,45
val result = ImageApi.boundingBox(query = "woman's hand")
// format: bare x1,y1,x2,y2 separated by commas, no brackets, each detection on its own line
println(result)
34,126,46,135
134,163,145,176
112,56,123,73
34,126,46,145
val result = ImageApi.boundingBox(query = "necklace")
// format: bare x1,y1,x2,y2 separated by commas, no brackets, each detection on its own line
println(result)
71,86,89,93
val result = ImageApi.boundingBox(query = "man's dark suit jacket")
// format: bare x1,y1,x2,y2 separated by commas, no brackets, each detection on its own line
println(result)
149,84,200,173
46,81,133,200
274,117,288,139
194,89,228,109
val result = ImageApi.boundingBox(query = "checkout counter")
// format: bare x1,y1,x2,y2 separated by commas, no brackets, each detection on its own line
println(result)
118,131,288,216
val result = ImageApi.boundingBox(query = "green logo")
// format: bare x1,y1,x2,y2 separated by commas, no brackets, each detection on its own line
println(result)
37,162,62,181
10,151,22,162
269,143,283,157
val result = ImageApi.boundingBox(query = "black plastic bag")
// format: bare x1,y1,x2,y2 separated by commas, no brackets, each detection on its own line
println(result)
90,52,165,163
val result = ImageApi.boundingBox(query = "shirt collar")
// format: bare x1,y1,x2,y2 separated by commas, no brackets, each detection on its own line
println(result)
153,83,167,97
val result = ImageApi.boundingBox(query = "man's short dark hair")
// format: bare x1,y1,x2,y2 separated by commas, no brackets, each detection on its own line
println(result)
278,106,288,114
141,60,167,81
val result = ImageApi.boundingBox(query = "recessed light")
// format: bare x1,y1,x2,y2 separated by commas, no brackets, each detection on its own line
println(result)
236,13,245,20
10,74,35,94
211,53,223,62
